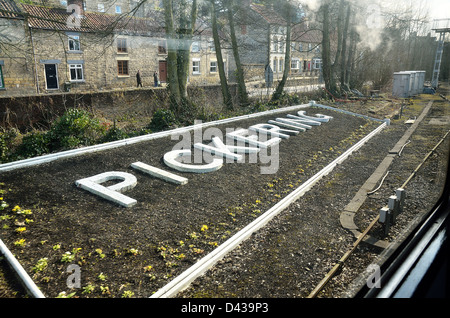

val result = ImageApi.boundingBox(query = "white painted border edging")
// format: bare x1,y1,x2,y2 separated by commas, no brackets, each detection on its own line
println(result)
150,121,387,298
0,238,45,298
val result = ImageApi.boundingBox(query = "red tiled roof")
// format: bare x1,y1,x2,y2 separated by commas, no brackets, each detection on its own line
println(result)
0,0,23,19
21,4,163,35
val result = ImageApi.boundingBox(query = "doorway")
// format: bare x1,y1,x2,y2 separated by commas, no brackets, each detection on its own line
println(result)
45,64,59,89
159,60,167,83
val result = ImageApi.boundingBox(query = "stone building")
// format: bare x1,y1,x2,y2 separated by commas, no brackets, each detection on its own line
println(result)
0,0,223,96
229,2,322,83
0,0,36,96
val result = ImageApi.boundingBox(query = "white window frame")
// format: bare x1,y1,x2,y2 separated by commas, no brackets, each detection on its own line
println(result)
115,5,122,14
291,58,300,70
68,35,81,51
210,61,217,73
278,41,284,53
313,58,322,70
98,4,105,12
192,58,201,74
69,64,84,82
279,59,283,73
273,59,277,73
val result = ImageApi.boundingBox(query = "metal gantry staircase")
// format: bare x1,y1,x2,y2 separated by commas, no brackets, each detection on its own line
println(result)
431,19,450,89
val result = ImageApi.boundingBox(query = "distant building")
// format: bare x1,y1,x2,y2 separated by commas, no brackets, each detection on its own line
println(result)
228,2,322,83
0,0,224,96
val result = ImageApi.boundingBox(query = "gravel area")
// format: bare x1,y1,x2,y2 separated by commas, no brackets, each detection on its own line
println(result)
0,92,448,299
179,94,449,299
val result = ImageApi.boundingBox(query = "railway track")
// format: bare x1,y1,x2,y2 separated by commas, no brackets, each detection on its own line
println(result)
0,93,448,299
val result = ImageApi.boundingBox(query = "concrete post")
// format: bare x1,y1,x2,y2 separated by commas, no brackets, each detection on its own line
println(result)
396,188,405,213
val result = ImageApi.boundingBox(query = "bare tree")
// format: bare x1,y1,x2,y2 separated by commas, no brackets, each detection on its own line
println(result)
162,0,198,111
226,0,249,106
210,0,233,110
271,0,293,102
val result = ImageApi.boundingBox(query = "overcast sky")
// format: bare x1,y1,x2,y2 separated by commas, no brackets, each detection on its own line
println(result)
425,0,450,20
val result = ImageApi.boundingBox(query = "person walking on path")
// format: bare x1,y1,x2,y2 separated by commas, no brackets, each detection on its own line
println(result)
136,70,143,87
153,71,158,87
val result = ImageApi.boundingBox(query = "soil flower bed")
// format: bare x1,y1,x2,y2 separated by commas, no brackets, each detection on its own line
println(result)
1,105,385,298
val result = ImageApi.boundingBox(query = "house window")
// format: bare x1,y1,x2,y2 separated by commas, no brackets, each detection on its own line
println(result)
117,60,129,76
291,59,300,70
0,65,4,89
313,58,322,70
192,59,200,74
279,59,283,73
68,35,81,51
299,43,303,52
272,38,278,52
308,43,312,51
273,59,277,73
98,4,105,12
117,38,127,53
115,5,122,14
158,40,167,54
210,61,217,73
69,64,84,81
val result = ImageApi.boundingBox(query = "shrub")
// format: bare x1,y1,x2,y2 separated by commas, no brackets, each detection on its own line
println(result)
0,128,19,163
101,126,129,143
47,108,105,150
148,109,178,132
15,131,49,159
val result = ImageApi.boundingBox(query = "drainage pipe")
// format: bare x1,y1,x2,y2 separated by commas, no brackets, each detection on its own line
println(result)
0,238,45,298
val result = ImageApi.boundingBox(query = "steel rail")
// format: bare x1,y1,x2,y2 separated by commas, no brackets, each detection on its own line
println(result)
307,128,450,298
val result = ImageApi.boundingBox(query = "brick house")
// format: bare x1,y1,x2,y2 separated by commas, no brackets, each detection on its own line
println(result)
0,0,224,96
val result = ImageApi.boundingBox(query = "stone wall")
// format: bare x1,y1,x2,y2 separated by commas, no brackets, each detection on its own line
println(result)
0,84,238,131
0,19,36,96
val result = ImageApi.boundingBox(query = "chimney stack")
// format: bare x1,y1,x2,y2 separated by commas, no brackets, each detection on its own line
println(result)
67,0,85,16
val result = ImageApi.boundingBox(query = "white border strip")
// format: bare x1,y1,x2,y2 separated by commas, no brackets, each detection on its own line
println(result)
151,121,387,298
0,238,46,298
0,104,312,173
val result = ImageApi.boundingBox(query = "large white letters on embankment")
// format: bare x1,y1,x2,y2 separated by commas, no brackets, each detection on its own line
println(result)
75,105,334,208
